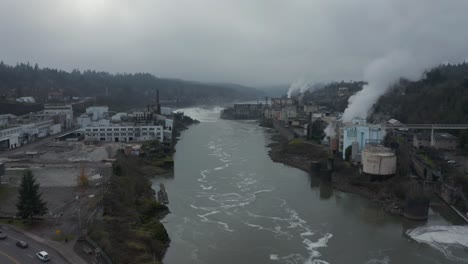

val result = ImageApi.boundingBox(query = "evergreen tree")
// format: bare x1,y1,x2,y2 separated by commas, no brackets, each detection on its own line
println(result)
16,170,48,221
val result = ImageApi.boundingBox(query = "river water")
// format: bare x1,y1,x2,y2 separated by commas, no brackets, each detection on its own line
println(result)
155,107,468,264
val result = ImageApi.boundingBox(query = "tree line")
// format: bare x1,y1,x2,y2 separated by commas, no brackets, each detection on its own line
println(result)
0,61,261,109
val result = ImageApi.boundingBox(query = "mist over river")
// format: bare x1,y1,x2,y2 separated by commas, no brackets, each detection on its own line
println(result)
154,107,468,264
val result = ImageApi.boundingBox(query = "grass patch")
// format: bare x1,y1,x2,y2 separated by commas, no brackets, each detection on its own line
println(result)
289,138,305,145
0,218,30,229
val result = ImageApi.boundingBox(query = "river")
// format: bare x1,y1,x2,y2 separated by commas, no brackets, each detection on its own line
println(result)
154,107,468,264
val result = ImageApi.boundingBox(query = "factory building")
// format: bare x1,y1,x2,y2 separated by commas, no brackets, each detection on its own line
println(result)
43,105,73,129
413,132,458,150
84,125,164,143
341,119,384,161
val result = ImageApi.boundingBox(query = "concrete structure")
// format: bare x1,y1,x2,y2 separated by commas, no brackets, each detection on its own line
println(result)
86,106,108,121
413,132,458,150
341,119,384,160
361,145,397,176
84,125,164,142
43,105,73,129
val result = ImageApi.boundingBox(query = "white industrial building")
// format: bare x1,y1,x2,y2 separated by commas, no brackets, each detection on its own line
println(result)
0,119,60,150
84,125,164,143
341,119,384,161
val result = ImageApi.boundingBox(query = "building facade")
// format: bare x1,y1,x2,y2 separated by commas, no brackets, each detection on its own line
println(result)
84,125,164,143
341,120,384,160
413,132,458,150
43,105,73,129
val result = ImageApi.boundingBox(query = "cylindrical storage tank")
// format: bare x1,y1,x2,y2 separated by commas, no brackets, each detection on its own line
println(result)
362,146,397,176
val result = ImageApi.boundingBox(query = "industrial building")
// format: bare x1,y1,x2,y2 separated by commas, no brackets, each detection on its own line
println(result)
81,90,173,143
340,119,384,161
43,105,73,129
84,125,164,142
413,132,458,150
0,119,61,150
221,104,264,119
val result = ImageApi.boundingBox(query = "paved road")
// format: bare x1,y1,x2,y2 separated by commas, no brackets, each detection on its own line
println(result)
0,226,69,264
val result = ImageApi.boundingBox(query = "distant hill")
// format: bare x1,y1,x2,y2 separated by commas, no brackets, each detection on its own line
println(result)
0,62,261,109
256,84,288,98
370,63,468,124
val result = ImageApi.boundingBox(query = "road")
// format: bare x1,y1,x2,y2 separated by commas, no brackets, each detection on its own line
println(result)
0,226,69,264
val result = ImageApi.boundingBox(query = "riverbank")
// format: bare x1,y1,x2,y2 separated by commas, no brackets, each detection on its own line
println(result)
266,129,406,216
88,115,199,264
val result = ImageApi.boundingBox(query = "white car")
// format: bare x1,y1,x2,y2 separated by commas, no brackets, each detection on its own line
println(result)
447,160,456,164
36,251,50,262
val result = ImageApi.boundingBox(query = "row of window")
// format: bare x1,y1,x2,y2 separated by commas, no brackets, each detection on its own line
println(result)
86,132,161,137
85,126,161,132
0,128,22,137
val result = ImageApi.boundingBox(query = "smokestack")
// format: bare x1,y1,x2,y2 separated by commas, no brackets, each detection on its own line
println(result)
156,89,161,115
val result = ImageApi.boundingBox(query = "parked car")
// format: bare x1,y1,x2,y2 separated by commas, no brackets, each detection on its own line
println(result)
447,160,456,164
0,233,6,239
16,240,28,248
36,251,50,262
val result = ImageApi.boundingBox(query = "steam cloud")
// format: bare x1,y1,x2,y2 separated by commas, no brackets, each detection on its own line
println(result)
287,80,325,98
342,50,427,123
324,122,336,138
287,79,311,98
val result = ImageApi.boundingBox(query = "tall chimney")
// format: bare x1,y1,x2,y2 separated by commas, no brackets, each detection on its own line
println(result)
156,89,161,115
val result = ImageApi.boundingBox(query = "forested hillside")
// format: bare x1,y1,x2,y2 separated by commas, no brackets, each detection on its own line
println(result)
370,63,468,124
0,62,261,108
302,81,366,112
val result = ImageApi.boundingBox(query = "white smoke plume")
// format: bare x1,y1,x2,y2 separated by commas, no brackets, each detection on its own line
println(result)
287,79,311,98
342,50,424,123
287,79,326,98
324,122,336,138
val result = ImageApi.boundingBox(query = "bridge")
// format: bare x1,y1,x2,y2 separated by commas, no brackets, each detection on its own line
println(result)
384,124,468,130
383,123,468,146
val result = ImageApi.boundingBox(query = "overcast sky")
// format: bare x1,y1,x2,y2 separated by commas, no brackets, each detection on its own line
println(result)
1,0,468,86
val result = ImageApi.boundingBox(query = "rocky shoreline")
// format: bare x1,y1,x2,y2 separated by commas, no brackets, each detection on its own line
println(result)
266,129,405,216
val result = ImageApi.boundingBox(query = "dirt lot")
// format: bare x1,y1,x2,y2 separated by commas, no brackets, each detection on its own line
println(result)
0,140,137,244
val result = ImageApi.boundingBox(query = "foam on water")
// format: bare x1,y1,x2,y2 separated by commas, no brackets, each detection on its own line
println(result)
407,225,468,262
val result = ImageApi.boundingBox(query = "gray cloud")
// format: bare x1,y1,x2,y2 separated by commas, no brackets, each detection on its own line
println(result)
1,0,468,86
